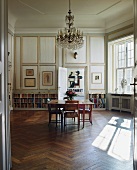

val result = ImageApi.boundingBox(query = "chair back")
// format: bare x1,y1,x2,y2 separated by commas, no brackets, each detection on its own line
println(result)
48,103,56,112
65,100,79,104
48,103,64,113
65,100,79,112
65,103,79,112
64,101,80,130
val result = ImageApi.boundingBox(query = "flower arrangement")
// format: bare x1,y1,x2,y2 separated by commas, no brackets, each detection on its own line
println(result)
65,90,77,100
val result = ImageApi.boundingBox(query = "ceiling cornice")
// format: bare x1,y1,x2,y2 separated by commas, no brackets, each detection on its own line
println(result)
14,27,106,34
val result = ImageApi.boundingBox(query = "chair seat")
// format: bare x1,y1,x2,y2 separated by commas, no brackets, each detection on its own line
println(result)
79,108,90,112
48,103,64,129
65,112,78,118
79,105,92,125
64,101,80,131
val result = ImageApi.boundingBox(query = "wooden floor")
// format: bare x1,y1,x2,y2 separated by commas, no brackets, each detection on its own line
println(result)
10,110,133,170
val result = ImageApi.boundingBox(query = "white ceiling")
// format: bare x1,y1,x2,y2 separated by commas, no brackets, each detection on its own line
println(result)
8,0,133,33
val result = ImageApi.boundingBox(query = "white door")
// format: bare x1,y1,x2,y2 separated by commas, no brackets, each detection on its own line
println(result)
0,0,11,169
131,76,137,170
58,67,67,100
133,0,137,169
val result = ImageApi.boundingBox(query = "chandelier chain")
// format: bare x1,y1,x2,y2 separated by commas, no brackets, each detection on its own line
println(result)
69,0,70,11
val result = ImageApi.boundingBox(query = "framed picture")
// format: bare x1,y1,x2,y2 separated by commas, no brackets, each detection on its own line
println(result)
26,69,34,76
42,71,53,86
24,78,35,87
92,72,102,84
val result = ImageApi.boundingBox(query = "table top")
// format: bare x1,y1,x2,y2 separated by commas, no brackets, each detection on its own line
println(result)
48,100,94,105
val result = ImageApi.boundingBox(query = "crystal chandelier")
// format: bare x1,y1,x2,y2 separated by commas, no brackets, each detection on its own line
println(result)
56,0,84,50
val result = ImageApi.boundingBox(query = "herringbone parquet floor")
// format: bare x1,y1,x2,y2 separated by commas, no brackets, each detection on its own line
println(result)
10,110,133,170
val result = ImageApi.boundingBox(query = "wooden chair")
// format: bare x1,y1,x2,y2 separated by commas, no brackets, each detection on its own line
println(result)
64,100,80,131
79,104,92,128
48,103,64,130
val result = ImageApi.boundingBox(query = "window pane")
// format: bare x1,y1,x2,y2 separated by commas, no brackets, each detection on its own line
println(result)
117,43,126,68
122,44,125,51
117,69,124,93
119,45,121,52
127,41,134,67
122,60,125,67
125,68,133,93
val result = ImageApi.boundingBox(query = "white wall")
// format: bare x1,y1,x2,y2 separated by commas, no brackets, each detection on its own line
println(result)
13,34,106,97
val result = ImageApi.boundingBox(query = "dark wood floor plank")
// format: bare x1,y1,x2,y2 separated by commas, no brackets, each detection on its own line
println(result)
10,110,133,170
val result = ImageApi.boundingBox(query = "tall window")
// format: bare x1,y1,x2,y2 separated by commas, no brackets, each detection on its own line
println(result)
115,37,134,93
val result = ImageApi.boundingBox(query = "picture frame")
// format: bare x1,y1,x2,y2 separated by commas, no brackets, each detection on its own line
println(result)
42,71,53,86
26,69,34,76
24,78,35,87
92,72,102,84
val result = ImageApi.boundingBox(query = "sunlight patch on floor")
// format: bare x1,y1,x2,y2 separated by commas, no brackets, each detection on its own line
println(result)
108,116,119,125
121,119,131,128
92,125,116,151
92,117,132,161
108,128,131,160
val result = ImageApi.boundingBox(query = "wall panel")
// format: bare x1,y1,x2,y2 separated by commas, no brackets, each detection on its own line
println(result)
22,37,37,63
90,36,104,64
15,37,21,89
40,37,55,63
89,65,105,90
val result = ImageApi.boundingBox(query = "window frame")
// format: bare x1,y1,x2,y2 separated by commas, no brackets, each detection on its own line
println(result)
108,35,134,94
115,38,134,94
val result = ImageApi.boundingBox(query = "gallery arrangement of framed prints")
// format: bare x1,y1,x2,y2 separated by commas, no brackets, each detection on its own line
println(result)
23,66,55,89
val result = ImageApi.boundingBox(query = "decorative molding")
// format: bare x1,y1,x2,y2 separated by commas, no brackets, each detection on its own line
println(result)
14,27,106,34
8,23,15,35
13,20,133,35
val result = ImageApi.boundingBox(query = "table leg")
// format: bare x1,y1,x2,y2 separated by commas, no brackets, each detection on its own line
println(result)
61,113,63,132
83,104,85,128
89,104,93,124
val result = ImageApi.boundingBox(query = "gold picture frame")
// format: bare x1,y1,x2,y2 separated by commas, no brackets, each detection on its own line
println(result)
25,78,35,87
26,69,34,76
42,71,53,86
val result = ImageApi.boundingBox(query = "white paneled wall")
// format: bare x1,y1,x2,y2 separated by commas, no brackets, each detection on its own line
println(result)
89,36,105,93
14,35,105,93
15,36,57,90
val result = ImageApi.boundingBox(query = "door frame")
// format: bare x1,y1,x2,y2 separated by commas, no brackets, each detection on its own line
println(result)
0,0,11,169
65,66,88,99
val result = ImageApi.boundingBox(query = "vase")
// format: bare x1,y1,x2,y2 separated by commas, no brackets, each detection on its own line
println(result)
68,96,73,100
